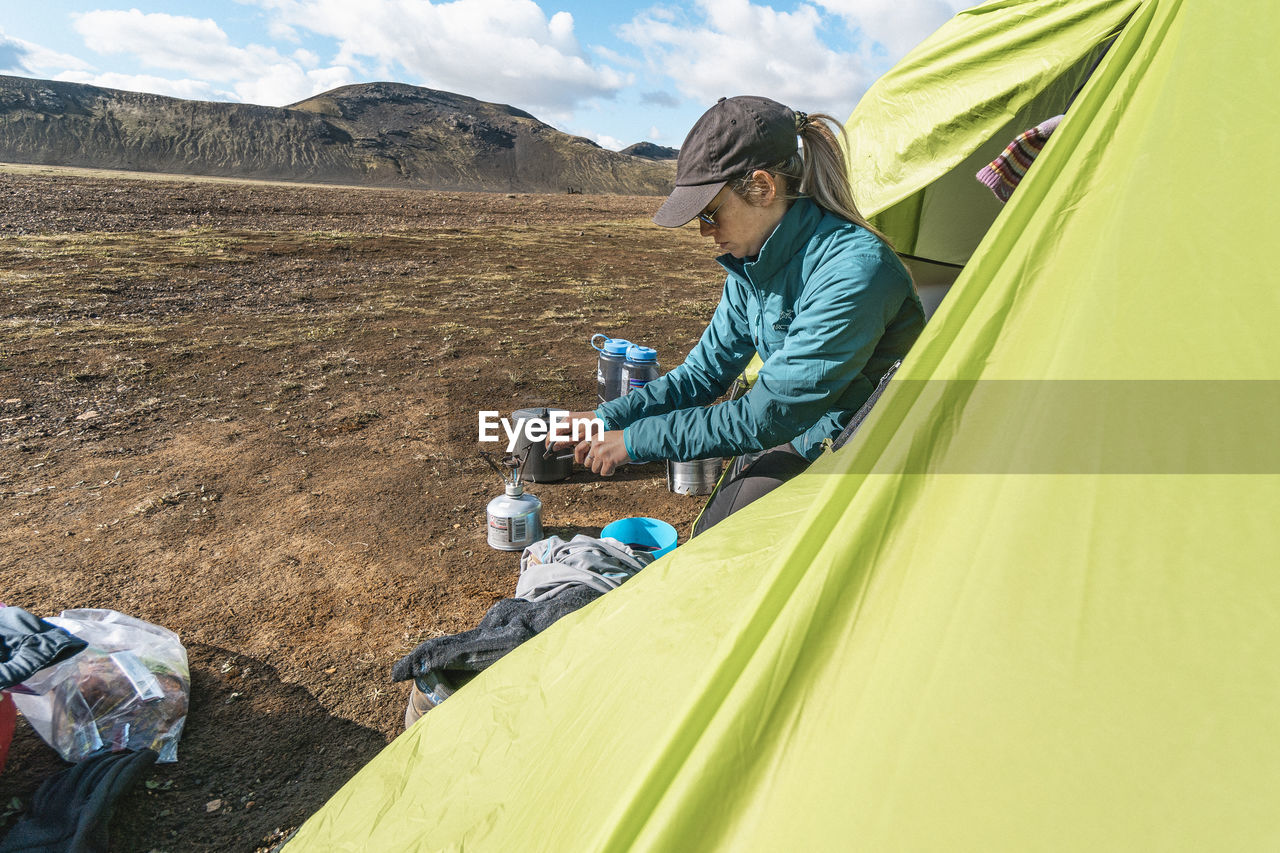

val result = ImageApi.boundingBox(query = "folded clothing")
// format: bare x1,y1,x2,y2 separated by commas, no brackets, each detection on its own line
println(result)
976,115,1064,203
515,534,655,602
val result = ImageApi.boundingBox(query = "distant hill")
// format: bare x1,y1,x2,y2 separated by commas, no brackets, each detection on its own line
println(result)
620,142,679,161
0,76,675,195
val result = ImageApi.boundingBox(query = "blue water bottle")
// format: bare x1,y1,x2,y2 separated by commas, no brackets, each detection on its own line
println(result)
591,334,631,403
622,345,660,395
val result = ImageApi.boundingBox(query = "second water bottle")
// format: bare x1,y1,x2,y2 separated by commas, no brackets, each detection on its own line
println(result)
622,345,660,394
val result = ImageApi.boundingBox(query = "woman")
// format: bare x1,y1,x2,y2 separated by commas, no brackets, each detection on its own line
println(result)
565,95,924,535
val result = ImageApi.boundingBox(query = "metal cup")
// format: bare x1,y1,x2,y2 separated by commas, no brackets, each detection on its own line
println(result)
666,458,723,495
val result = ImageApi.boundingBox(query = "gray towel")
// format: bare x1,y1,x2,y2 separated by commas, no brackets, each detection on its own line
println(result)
515,535,655,602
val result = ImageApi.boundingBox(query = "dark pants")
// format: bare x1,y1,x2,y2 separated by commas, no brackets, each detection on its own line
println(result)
691,443,811,538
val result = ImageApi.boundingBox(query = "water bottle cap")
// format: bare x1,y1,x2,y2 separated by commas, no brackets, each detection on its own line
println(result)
626,345,657,363
592,334,631,355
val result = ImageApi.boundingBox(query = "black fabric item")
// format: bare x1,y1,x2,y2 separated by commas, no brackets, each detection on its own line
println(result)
0,747,158,853
691,443,811,538
831,359,902,452
0,607,88,691
391,586,603,686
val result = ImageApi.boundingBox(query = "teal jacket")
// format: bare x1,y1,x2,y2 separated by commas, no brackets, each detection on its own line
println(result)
597,197,924,463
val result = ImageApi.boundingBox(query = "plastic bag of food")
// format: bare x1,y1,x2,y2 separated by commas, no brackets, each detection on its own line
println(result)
9,609,189,763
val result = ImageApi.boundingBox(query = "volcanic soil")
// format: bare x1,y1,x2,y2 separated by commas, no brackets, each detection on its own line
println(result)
0,164,720,850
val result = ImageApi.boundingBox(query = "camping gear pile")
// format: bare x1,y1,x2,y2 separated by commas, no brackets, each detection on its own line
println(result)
1,606,184,851
291,0,1280,848
8,610,189,764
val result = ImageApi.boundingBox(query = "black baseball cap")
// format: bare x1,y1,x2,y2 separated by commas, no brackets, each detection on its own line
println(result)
653,95,799,228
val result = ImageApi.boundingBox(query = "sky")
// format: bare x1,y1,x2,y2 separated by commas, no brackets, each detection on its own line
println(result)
0,0,971,151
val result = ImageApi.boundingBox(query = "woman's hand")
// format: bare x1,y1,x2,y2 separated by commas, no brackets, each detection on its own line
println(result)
551,411,601,451
551,412,630,475
575,430,631,477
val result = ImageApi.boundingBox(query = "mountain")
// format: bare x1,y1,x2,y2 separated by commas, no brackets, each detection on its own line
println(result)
619,142,679,161
0,76,675,195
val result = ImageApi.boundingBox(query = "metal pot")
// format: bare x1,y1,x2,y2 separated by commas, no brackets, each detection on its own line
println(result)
510,407,574,483
666,457,723,495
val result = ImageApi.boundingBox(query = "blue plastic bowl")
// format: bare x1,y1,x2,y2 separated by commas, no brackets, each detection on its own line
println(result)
600,516,678,558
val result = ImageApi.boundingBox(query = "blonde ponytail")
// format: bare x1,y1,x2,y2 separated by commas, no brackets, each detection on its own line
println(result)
733,112,892,247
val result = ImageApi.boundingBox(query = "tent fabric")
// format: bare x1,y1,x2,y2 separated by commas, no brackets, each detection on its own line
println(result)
289,0,1280,849
847,0,1137,219
848,0,1133,267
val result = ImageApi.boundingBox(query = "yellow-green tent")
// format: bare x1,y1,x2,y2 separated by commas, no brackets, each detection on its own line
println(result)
290,0,1280,848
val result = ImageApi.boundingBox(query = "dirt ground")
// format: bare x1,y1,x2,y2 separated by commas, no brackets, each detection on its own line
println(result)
0,164,720,850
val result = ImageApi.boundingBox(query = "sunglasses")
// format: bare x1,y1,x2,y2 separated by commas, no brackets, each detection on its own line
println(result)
697,196,726,227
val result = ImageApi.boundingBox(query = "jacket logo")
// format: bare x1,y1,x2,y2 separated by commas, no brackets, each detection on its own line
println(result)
772,309,795,332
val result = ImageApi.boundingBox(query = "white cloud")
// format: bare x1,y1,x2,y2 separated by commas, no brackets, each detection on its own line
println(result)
591,45,643,71
592,132,625,151
238,0,630,113
0,28,92,76
620,0,871,118
816,0,969,57
547,11,576,51
53,70,229,101
75,10,282,81
233,64,358,106
268,19,301,43
68,9,356,106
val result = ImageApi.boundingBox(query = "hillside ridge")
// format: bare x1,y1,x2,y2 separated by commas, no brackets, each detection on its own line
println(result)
0,75,674,194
